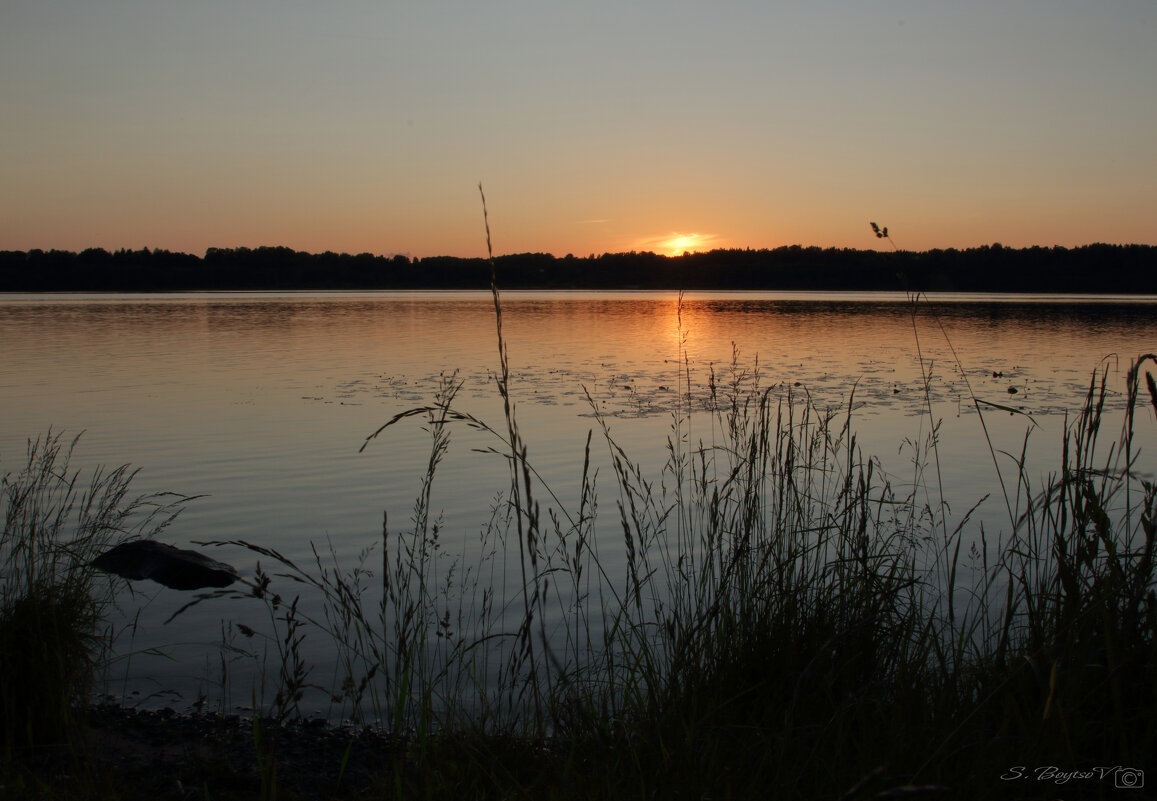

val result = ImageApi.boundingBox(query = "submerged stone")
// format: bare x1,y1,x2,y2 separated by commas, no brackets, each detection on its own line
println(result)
91,540,238,591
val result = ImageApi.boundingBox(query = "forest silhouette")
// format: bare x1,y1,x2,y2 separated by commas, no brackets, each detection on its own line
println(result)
1,243,1154,293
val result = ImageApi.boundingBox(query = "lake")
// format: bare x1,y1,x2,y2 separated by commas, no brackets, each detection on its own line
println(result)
2,290,1156,717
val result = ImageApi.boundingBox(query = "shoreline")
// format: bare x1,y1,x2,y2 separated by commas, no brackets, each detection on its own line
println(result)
8,703,408,800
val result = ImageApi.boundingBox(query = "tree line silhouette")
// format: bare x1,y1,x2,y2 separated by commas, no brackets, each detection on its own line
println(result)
1,243,1154,293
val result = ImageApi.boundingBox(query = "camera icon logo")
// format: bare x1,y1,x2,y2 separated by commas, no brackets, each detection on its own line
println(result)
1115,768,1144,789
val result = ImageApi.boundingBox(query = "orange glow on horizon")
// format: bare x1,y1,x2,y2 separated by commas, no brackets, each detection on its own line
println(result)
650,232,718,257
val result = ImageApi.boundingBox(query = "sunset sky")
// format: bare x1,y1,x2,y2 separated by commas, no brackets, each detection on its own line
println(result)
3,1,1155,259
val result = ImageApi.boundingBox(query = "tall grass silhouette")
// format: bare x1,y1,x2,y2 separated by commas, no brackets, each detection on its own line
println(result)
165,208,1157,796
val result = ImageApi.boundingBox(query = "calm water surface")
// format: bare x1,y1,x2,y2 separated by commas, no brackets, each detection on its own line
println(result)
2,291,1155,712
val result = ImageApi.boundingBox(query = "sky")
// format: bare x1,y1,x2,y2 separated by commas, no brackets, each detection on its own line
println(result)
2,1,1155,259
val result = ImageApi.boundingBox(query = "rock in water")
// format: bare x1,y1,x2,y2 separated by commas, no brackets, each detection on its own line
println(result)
91,540,239,591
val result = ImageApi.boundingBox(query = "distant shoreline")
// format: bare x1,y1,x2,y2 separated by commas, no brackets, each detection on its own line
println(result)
3,243,1155,293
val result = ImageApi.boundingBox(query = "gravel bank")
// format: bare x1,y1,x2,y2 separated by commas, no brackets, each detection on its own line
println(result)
7,705,407,800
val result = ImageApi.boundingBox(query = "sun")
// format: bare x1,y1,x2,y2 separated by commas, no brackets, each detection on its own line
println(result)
658,232,713,257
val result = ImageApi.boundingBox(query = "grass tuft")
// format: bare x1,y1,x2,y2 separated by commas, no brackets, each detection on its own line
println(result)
1,431,189,758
